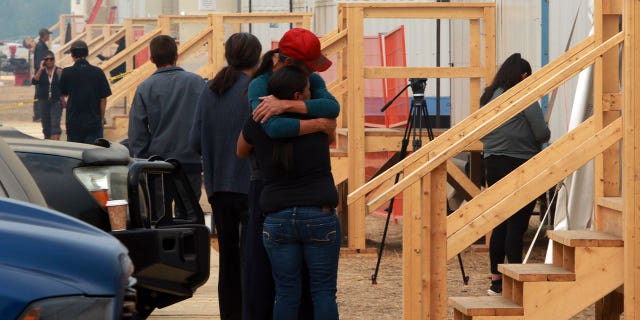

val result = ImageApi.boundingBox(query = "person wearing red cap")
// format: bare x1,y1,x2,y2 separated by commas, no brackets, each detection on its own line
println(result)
239,65,340,320
249,28,339,138
243,28,339,320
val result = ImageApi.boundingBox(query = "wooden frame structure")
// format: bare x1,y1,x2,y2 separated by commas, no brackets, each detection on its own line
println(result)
97,13,311,140
329,2,496,251
346,0,640,318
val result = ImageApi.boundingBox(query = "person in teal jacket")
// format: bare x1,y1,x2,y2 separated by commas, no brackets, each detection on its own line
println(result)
242,28,339,320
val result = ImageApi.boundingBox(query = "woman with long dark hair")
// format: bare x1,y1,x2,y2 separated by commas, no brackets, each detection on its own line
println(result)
189,32,262,320
238,66,340,320
480,53,550,296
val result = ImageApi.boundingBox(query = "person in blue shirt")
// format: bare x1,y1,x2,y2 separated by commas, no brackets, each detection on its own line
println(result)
128,35,204,201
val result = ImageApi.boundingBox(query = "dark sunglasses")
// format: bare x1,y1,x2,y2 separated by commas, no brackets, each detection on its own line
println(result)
43,57,55,61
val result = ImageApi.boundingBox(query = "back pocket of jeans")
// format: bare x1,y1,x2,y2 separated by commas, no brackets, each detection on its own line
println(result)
306,220,337,244
263,222,287,243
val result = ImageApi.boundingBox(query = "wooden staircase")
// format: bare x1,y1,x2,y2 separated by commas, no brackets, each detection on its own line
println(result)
450,230,624,319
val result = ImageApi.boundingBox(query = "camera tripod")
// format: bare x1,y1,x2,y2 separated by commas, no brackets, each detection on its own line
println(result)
371,78,469,285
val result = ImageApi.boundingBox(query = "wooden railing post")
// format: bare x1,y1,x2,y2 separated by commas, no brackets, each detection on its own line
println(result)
623,1,640,318
402,162,447,319
208,14,225,77
124,19,134,72
345,6,367,251
158,15,171,35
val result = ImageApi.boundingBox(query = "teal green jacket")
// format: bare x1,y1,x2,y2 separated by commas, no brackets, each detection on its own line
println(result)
248,71,340,138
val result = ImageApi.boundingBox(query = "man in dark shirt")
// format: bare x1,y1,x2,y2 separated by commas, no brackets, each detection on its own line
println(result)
59,40,112,143
32,28,51,122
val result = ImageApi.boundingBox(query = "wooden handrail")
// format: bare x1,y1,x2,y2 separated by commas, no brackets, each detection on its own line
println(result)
91,28,126,73
177,26,213,61
447,117,622,259
321,28,348,58
106,25,214,109
55,31,87,60
100,27,162,73
91,29,126,72
363,31,623,212
347,33,598,205
57,34,106,68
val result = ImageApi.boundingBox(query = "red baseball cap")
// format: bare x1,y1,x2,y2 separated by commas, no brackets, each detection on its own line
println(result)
278,28,332,72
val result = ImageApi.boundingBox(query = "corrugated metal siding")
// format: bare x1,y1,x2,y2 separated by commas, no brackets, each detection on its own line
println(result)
450,0,541,126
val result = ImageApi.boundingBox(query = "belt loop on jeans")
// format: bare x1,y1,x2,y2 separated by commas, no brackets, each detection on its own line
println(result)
321,206,333,213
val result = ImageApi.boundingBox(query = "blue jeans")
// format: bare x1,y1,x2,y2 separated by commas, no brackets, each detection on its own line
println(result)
37,99,62,138
262,207,341,320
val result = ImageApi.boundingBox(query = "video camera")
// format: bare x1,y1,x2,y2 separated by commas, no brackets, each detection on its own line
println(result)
409,78,428,95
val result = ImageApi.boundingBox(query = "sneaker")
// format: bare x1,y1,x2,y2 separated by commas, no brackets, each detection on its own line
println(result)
487,279,502,296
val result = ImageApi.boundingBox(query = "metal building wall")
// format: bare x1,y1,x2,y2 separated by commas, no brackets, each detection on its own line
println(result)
450,0,540,125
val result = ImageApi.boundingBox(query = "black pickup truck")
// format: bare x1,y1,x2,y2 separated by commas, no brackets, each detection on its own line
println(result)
0,127,210,318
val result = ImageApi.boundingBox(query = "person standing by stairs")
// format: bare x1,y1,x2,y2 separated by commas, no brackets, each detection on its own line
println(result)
127,35,205,202
244,28,340,320
32,28,52,122
480,53,550,296
189,32,263,320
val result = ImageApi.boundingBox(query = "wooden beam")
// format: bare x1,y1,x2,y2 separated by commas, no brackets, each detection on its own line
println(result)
446,159,481,200
346,7,367,250
365,66,484,79
623,0,640,317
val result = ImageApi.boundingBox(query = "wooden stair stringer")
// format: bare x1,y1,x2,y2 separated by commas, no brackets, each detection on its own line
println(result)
517,246,623,319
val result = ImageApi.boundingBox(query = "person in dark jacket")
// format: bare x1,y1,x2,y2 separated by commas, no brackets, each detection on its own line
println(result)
238,66,340,320
128,35,204,199
31,50,63,140
189,32,262,320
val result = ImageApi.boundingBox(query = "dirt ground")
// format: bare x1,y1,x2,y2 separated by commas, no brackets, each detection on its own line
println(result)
0,81,597,319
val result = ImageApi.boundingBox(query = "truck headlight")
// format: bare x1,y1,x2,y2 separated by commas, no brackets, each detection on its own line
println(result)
18,296,115,320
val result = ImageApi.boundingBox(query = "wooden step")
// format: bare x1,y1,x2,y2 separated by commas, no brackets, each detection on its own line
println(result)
449,296,524,317
547,230,623,247
498,264,575,282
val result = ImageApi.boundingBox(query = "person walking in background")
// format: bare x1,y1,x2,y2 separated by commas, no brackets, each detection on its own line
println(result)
238,65,341,320
189,32,262,320
128,35,205,203
32,28,52,122
244,28,340,320
480,53,550,296
32,50,64,140
59,40,112,144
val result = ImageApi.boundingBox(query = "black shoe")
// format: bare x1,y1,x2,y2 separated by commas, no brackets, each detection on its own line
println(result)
487,279,502,296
